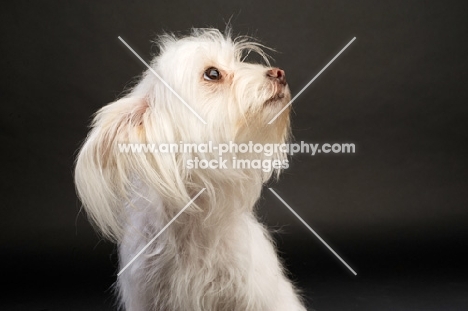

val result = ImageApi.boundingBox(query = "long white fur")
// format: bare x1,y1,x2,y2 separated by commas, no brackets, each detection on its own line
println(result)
75,28,306,311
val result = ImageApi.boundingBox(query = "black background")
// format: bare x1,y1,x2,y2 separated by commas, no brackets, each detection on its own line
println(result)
1,1,467,310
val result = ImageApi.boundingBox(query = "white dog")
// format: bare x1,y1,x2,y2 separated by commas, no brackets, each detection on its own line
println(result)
75,28,306,311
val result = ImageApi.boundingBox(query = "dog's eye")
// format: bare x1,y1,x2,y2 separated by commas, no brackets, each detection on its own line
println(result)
203,67,221,81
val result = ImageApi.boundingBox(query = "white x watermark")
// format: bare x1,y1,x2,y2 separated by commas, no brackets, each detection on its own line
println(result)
116,34,358,276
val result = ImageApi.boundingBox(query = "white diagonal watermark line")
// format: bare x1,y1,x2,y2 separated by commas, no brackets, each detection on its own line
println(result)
268,188,357,275
268,37,356,124
117,188,206,276
118,36,207,124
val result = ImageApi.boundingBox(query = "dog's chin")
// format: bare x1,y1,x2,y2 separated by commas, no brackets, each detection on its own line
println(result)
264,93,286,106
264,89,291,107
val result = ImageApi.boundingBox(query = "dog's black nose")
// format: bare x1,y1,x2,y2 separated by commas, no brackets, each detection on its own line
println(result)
266,68,287,85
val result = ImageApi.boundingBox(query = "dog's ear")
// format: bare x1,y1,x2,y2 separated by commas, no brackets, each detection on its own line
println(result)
75,95,197,241
74,97,150,240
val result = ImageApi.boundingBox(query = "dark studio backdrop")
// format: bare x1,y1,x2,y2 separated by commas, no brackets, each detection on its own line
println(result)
1,1,467,310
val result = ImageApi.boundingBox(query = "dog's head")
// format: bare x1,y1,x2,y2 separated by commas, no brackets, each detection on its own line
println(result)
75,29,292,240
132,28,291,143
